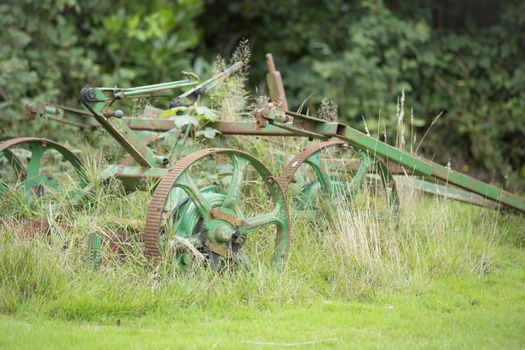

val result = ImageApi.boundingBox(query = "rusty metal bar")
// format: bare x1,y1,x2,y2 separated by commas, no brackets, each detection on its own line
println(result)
266,54,288,110
26,103,99,129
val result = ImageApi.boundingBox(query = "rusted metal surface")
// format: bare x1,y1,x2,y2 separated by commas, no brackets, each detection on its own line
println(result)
143,148,291,263
212,121,298,136
26,103,98,129
19,219,51,239
11,53,522,273
143,148,223,257
210,207,243,227
266,54,288,110
124,118,299,136
203,239,234,259
124,118,178,132
0,137,80,157
277,140,345,192
15,218,136,248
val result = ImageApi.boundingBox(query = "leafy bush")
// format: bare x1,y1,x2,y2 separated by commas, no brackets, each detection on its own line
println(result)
198,0,525,189
0,0,203,137
1,0,523,189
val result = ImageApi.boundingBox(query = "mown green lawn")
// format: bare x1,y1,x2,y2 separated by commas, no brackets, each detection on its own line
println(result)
2,263,524,349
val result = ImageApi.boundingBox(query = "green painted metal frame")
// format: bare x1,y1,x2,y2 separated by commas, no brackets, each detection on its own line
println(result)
25,100,524,213
79,62,244,171
25,58,524,213
150,150,290,269
256,108,525,212
0,137,88,201
10,55,522,273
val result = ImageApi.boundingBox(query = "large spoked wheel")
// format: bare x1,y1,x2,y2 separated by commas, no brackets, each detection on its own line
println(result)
278,140,399,215
0,137,87,201
143,148,290,270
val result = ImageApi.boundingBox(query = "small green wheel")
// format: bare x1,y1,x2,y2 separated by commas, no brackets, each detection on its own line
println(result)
143,148,290,270
278,140,399,215
0,137,87,201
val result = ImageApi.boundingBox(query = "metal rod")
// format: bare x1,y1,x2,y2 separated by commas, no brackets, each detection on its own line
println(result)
333,126,525,211
119,81,198,98
261,108,525,212
80,88,158,168
177,62,243,99
120,79,195,91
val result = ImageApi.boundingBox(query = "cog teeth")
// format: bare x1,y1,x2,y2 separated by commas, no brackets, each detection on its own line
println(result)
277,140,345,193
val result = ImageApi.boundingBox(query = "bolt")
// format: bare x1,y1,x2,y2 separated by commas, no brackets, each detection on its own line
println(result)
266,176,275,185
104,110,124,119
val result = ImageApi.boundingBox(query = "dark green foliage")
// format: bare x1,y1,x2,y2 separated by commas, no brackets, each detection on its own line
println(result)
0,0,203,137
0,0,523,188
199,0,525,189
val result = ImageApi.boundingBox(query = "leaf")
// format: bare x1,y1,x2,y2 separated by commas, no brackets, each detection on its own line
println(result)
159,110,177,118
195,106,218,122
10,29,31,48
196,127,220,139
175,115,199,128
127,15,140,30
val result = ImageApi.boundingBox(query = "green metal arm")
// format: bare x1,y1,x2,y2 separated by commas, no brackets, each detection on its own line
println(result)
82,62,243,113
112,80,199,99
79,63,243,168
259,107,525,213
80,86,161,167
177,61,243,99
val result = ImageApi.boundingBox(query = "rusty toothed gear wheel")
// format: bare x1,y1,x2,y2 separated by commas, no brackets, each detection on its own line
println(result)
143,148,290,270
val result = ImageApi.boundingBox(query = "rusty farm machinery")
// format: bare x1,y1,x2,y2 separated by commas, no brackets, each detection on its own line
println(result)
1,54,524,270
